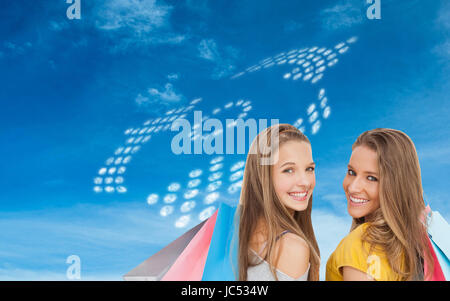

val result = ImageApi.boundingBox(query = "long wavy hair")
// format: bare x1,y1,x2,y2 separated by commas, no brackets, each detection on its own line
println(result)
350,128,433,280
237,124,320,281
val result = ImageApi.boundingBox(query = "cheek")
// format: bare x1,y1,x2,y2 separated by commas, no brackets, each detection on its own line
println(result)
342,176,349,192
369,184,380,204
309,173,316,189
273,174,288,195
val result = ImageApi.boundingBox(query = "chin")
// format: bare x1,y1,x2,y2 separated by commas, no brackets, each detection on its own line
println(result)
347,206,369,219
292,202,309,212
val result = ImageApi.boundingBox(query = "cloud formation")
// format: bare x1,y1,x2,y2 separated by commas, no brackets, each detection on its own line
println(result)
320,1,364,31
433,1,450,60
198,39,239,79
94,0,186,51
312,209,352,280
1,41,32,57
135,83,184,111
0,202,181,280
167,73,180,81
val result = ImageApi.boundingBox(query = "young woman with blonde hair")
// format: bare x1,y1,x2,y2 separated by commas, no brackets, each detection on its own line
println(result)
238,124,320,281
326,128,433,281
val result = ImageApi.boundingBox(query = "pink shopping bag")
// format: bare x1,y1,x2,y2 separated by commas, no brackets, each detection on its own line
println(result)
123,219,208,281
162,209,218,281
424,235,446,281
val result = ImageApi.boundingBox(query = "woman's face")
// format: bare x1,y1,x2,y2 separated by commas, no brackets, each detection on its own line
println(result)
343,145,381,219
272,140,315,215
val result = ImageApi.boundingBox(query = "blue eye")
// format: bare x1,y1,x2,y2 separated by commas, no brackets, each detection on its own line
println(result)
283,168,293,173
348,169,356,176
367,176,378,182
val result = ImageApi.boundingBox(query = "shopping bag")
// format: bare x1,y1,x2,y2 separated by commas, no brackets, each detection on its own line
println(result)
202,203,239,281
427,210,450,259
430,237,450,280
425,235,446,281
424,206,450,281
123,218,207,281
427,209,450,280
162,209,218,281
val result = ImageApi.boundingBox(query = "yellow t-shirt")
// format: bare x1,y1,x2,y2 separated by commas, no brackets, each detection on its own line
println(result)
326,223,402,281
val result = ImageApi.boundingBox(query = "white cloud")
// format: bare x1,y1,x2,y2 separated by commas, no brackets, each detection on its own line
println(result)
197,39,239,79
433,1,450,60
418,142,450,165
135,83,184,110
0,202,185,280
135,93,150,106
49,20,67,32
0,266,121,281
148,83,183,103
198,39,221,61
1,41,32,58
320,193,348,215
3,42,24,55
167,73,180,81
312,209,352,280
320,1,364,31
96,0,170,32
94,0,186,51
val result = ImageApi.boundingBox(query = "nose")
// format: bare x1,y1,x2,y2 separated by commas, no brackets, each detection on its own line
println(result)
347,176,364,194
295,171,312,189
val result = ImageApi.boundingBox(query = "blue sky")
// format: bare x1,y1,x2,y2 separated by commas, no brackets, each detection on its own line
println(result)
0,0,449,280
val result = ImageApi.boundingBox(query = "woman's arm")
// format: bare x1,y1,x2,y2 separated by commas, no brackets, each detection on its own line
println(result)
342,266,375,281
275,233,310,279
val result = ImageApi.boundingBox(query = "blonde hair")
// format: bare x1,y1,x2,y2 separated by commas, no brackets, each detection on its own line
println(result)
237,124,320,281
351,128,433,280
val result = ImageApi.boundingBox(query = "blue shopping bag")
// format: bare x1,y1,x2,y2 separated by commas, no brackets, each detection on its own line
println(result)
201,203,239,280
427,209,450,280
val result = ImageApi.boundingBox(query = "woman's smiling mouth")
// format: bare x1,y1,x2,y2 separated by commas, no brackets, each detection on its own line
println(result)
349,195,370,206
288,191,308,201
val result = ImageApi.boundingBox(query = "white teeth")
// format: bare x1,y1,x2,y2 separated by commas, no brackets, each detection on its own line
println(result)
350,196,369,203
289,192,307,197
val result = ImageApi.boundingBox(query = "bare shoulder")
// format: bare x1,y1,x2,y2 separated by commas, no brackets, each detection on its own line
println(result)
275,233,310,278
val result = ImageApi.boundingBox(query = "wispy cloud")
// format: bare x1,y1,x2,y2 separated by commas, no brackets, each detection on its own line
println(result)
1,41,32,58
198,39,239,79
94,0,186,51
135,83,184,111
198,39,221,61
95,0,170,32
0,202,186,280
49,20,67,32
149,83,183,103
312,209,352,280
167,73,180,81
433,1,450,61
418,142,450,165
320,1,364,31
0,266,121,281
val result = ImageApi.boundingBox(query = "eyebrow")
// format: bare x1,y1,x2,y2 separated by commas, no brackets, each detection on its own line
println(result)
347,164,379,176
280,161,315,168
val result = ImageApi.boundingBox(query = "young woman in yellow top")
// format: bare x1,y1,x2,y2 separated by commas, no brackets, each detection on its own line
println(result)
326,128,434,281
